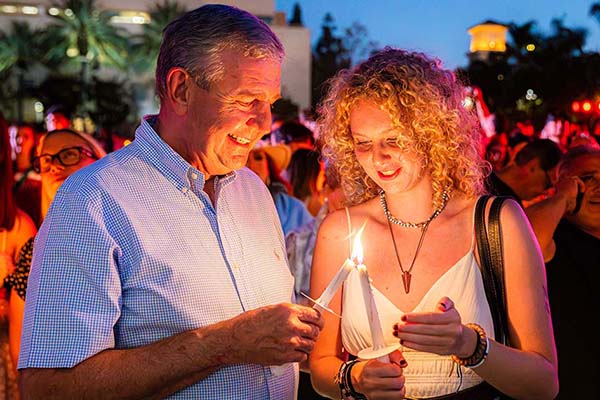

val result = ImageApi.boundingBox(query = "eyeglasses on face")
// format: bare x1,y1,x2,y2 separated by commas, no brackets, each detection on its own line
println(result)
33,146,97,173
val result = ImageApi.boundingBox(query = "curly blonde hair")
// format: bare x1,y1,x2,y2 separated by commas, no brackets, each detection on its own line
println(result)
318,47,488,207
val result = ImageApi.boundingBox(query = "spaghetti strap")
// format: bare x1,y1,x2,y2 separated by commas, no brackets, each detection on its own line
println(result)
344,207,352,256
470,197,480,252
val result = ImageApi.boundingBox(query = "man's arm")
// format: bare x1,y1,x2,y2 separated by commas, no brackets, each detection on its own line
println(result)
525,177,580,261
21,303,323,400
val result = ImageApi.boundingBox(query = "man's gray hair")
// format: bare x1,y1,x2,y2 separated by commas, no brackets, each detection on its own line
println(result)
559,145,600,174
155,4,284,101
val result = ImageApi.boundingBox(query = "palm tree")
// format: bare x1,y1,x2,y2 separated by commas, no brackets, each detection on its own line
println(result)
41,0,130,120
130,0,186,74
0,21,44,121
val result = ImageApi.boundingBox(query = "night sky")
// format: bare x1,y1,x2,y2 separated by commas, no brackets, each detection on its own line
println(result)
275,0,600,70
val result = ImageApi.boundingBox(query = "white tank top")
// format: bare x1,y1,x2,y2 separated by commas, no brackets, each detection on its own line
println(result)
340,204,494,398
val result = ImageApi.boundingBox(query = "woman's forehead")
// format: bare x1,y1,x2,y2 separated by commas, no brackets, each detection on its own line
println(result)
42,132,89,152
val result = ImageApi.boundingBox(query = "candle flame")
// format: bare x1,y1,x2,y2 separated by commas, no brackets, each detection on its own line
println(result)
351,221,367,264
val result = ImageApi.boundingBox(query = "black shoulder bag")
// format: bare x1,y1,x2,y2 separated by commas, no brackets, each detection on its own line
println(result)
475,195,515,400
475,195,509,345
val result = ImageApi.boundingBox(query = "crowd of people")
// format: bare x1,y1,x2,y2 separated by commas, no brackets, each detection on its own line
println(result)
0,3,598,400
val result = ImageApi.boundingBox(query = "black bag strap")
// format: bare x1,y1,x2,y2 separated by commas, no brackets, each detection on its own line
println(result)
475,195,509,345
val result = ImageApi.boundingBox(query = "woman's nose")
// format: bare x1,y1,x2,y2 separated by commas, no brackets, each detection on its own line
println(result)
372,142,392,166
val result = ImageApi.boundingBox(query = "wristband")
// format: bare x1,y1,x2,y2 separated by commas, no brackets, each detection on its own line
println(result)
451,323,490,368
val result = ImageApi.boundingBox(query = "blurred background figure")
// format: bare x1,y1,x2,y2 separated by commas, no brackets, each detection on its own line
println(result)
44,104,71,132
278,120,316,153
486,138,563,207
9,123,42,228
0,111,37,398
3,128,106,382
566,131,600,150
484,132,508,173
525,145,600,398
35,129,106,221
285,161,344,400
287,148,325,216
246,143,313,236
286,161,344,306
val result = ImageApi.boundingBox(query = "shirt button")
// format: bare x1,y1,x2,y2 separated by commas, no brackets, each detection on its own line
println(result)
233,262,240,270
191,172,198,180
181,187,189,193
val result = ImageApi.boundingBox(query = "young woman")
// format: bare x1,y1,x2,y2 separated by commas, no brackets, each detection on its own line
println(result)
309,48,558,400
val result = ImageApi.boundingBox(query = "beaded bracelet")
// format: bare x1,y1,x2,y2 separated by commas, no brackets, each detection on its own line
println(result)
451,323,490,368
335,359,366,399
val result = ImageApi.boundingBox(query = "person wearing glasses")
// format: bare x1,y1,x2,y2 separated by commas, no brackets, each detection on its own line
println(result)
34,129,106,220
3,128,105,379
525,145,600,398
19,4,324,399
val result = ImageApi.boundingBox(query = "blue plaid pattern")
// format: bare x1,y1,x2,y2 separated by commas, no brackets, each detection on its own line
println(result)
20,116,298,399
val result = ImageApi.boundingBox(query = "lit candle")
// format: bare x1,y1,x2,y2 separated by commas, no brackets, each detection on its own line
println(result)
352,226,397,363
357,263,389,362
314,257,355,309
311,223,367,311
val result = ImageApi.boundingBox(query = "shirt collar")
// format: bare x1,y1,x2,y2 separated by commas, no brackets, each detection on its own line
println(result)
134,115,238,193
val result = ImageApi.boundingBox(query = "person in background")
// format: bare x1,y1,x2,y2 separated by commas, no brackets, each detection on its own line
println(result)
486,138,562,208
309,47,558,399
43,104,71,132
279,120,316,154
285,162,343,400
288,148,325,216
9,123,42,227
246,143,314,236
4,128,105,379
525,145,600,399
0,112,36,399
19,5,323,399
484,133,508,173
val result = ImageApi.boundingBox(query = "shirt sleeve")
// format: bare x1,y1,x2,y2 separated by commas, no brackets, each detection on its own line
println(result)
18,188,122,369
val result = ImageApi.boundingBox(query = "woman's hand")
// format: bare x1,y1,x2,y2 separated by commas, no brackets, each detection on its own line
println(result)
392,297,478,358
353,350,406,400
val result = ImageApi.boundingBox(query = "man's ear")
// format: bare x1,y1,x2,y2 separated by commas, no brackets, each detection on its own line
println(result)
165,67,190,116
524,158,540,174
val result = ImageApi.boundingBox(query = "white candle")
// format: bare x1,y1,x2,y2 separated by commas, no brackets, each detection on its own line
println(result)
357,263,388,361
315,257,356,308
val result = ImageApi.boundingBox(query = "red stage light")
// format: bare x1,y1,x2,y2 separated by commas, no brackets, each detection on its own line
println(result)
582,101,592,112
572,101,580,112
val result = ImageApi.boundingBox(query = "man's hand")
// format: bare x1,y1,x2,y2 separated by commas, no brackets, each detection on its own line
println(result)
554,175,584,215
228,303,324,365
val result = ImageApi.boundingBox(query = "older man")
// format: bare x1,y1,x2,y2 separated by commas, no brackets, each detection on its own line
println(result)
19,5,323,399
526,145,600,398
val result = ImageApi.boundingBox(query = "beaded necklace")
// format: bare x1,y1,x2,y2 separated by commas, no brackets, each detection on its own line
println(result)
380,190,450,293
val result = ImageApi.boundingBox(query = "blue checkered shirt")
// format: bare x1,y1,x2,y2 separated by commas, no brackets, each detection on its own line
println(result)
19,115,298,399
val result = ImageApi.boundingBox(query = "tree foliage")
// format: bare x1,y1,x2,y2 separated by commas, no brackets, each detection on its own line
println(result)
130,0,186,73
289,3,303,26
311,13,379,111
463,18,599,128
0,21,45,121
41,0,130,119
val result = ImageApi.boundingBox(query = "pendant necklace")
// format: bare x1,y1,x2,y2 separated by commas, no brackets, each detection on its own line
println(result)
380,190,450,293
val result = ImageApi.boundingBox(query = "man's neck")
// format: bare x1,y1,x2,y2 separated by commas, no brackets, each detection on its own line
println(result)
496,167,526,200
